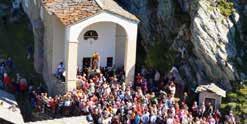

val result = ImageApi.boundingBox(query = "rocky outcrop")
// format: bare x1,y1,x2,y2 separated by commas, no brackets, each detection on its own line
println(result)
187,0,239,89
117,0,247,90
117,0,176,49
32,20,44,73
21,0,44,74
179,0,247,90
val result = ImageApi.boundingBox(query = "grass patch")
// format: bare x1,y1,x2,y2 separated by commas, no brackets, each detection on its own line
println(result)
208,6,214,12
227,92,238,99
239,88,247,95
221,81,247,123
217,0,234,17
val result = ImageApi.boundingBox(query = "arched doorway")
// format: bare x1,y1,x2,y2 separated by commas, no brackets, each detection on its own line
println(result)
77,22,127,71
64,12,138,91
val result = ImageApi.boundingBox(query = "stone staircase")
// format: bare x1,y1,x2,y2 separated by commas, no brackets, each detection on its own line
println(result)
26,115,89,124
48,76,67,96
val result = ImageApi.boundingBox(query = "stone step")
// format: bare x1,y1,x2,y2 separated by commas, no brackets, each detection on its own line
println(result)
26,115,89,124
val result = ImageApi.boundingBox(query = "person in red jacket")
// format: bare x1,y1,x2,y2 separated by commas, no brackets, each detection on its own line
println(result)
48,98,57,114
3,73,11,90
19,78,28,92
213,109,221,124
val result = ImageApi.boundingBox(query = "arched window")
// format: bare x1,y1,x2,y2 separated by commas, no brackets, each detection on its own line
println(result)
84,30,98,40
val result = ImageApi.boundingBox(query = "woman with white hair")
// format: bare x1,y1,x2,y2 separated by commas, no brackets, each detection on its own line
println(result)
3,73,11,90
19,78,28,92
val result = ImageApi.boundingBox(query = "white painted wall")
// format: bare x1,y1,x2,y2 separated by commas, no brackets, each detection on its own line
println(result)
22,3,139,93
77,22,116,67
68,12,137,43
65,11,138,91
115,25,126,67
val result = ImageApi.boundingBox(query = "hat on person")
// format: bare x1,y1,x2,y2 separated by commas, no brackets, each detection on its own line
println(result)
160,90,167,96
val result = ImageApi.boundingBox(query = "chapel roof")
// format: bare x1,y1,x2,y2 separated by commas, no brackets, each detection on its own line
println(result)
195,83,226,97
41,0,139,26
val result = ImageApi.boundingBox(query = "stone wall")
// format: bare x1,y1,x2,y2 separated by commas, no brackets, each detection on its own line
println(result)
21,0,60,95
21,0,44,73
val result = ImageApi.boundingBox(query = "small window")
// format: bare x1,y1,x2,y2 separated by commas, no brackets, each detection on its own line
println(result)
84,30,98,40
83,57,91,68
107,57,113,67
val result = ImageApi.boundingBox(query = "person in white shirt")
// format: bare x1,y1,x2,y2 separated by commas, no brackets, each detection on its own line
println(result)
208,115,216,124
55,62,65,79
98,73,106,84
154,70,160,83
166,116,174,124
141,111,150,124
153,70,160,90
200,102,206,116
150,112,157,124
179,47,186,59
228,110,236,124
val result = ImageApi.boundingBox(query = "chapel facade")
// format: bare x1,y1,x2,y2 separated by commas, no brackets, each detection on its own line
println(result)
20,0,139,95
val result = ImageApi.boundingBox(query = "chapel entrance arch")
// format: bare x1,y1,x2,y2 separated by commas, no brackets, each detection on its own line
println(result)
77,21,127,72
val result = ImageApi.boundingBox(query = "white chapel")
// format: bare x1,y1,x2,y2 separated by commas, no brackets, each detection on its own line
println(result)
21,0,139,94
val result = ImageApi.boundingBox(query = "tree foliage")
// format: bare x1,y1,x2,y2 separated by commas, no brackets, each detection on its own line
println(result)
145,41,176,72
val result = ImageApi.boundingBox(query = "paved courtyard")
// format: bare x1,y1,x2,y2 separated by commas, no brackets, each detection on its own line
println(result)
26,116,89,124
0,90,24,124
0,90,89,124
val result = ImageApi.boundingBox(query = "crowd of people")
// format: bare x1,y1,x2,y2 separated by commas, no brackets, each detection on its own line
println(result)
0,54,238,123
0,55,238,124
0,57,29,93
29,65,236,124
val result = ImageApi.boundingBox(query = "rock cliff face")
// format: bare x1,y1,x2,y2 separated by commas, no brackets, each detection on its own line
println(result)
187,0,239,89
117,0,247,90
117,0,176,48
